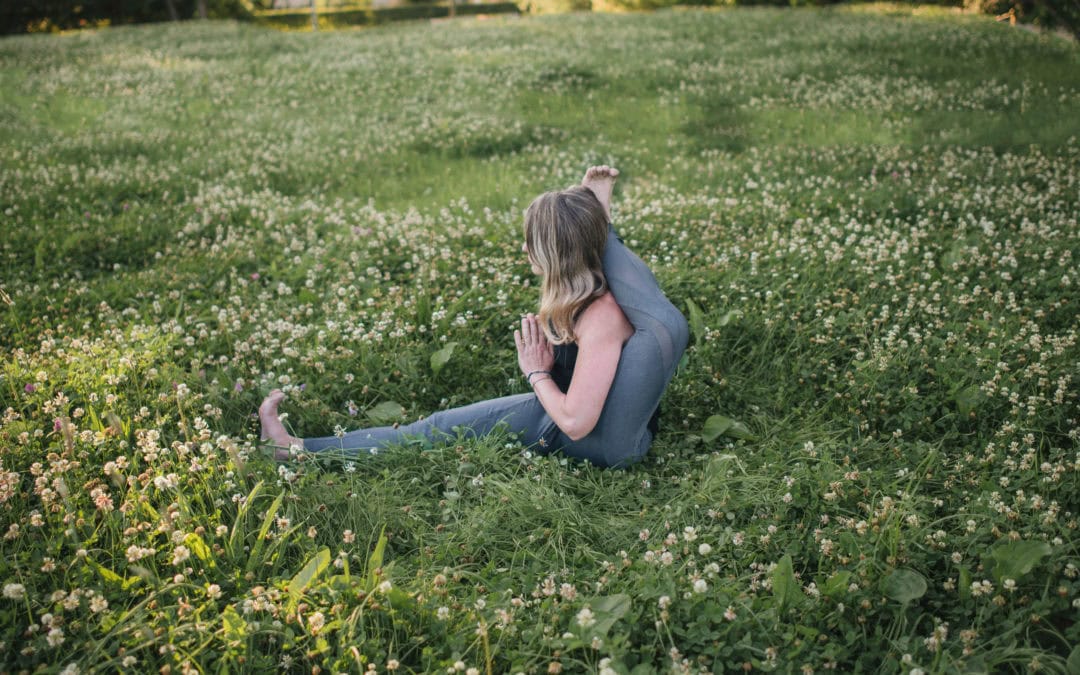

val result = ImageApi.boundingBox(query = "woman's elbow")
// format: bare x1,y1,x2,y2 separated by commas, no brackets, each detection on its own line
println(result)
566,428,588,442
563,417,598,442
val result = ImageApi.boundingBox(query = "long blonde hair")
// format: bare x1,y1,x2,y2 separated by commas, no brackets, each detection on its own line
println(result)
523,186,609,345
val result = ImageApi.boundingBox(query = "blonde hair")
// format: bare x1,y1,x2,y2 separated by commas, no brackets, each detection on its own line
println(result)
523,185,609,345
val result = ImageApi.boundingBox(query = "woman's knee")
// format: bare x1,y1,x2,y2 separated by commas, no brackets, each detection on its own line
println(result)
565,429,651,469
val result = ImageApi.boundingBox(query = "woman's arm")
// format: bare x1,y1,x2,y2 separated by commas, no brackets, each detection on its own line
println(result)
515,296,632,441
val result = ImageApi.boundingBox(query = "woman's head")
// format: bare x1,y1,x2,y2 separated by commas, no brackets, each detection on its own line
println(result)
523,185,609,344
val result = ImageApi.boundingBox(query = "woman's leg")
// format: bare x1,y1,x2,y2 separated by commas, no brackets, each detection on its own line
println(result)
563,166,689,468
302,392,560,456
602,225,689,378
581,165,689,376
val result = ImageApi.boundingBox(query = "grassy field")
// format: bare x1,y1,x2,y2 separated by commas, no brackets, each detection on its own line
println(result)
1,6,1079,673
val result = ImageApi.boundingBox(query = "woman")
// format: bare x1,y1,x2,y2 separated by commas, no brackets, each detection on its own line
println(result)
259,166,689,468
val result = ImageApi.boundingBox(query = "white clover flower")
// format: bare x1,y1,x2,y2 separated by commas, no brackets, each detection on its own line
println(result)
3,583,25,600
307,611,325,634
172,545,191,566
47,627,65,647
575,606,596,628
693,579,708,594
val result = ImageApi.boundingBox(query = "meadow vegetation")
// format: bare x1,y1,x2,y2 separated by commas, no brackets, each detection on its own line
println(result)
1,7,1079,673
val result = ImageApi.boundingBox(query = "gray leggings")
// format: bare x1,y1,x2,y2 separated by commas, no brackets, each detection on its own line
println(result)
303,224,689,468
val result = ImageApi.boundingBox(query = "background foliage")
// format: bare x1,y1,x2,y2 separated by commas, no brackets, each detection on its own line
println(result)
3,0,1079,36
1,6,1079,673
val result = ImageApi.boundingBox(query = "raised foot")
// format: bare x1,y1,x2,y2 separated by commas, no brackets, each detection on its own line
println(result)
259,389,304,461
581,165,619,221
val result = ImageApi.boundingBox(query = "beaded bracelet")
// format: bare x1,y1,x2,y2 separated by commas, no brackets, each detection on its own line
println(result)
526,370,551,385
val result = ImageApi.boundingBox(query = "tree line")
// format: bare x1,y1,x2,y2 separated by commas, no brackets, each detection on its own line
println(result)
2,0,1076,41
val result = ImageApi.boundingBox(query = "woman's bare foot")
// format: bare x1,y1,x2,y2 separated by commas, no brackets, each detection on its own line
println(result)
259,389,304,460
581,165,619,221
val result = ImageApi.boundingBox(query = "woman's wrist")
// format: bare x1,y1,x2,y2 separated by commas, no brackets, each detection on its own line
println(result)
525,369,552,385
529,375,552,388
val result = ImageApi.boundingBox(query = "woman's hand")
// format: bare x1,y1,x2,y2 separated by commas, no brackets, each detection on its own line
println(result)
515,313,554,379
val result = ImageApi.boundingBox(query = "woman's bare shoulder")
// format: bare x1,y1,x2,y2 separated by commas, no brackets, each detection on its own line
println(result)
576,292,633,344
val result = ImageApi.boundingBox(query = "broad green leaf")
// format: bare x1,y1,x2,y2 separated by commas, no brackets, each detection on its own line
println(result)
127,565,153,587
288,547,331,609
822,571,852,598
954,385,984,417
430,341,458,377
686,299,705,345
701,415,732,442
962,656,990,675
92,561,124,585
881,568,927,604
588,594,631,637
228,480,263,555
702,415,754,442
958,565,972,601
246,491,284,573
677,352,689,372
367,401,405,425
1066,645,1080,675
989,540,1051,583
184,533,213,564
727,420,754,440
86,405,104,432
717,309,743,327
222,605,245,643
772,554,802,611
366,527,389,591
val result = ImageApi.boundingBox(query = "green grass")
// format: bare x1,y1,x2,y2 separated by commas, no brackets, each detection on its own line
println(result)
1,6,1079,674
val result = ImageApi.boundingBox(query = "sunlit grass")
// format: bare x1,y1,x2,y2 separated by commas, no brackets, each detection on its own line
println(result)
1,6,1079,673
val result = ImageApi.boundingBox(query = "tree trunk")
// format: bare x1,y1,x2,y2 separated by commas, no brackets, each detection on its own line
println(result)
197,0,208,19
311,0,318,30
449,0,456,17
164,0,180,21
